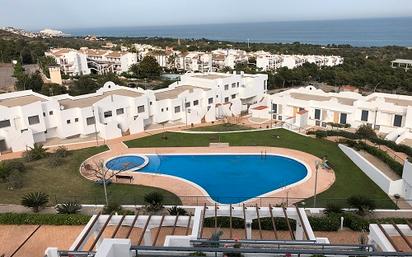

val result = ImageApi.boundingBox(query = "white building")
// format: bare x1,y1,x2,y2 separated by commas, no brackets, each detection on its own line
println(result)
45,48,90,76
79,48,138,74
0,72,267,153
250,86,412,144
212,49,249,69
256,53,344,71
175,52,213,72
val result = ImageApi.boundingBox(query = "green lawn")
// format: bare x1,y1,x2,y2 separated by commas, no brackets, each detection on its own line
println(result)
188,123,253,132
125,129,396,208
0,146,181,205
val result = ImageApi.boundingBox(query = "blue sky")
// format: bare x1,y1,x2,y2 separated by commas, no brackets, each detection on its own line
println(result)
1,0,412,30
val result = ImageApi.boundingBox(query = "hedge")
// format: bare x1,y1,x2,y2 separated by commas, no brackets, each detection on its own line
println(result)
204,216,340,232
309,129,412,158
204,214,412,232
343,140,404,176
0,213,91,225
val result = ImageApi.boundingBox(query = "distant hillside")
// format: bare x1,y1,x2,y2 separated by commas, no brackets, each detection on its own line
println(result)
0,29,28,40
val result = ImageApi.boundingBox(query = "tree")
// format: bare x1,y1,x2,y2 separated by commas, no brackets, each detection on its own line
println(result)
69,76,99,96
23,143,48,161
80,160,133,206
38,56,57,78
96,72,125,86
355,124,377,139
347,195,376,216
40,83,67,96
21,192,49,212
15,71,44,92
129,56,161,79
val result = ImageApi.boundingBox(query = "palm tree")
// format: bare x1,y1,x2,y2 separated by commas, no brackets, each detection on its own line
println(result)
21,192,49,212
23,143,48,161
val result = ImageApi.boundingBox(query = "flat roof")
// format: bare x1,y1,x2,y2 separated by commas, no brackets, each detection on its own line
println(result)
0,95,46,107
289,92,355,106
154,85,209,101
191,74,230,80
59,89,143,109
392,59,412,64
367,96,412,107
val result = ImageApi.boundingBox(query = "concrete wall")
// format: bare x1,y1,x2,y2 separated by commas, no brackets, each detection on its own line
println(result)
338,144,404,196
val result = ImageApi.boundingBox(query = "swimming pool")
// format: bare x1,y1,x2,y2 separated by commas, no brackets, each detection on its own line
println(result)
106,154,308,204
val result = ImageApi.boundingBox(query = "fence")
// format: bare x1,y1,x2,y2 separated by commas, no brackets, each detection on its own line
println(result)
50,194,410,209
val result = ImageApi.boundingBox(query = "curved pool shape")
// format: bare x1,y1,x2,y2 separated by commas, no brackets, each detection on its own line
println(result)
106,155,148,171
106,154,308,204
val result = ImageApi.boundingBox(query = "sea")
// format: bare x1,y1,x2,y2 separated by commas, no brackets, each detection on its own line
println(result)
63,17,412,47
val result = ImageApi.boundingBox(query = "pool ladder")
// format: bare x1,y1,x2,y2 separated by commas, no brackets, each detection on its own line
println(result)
261,150,267,159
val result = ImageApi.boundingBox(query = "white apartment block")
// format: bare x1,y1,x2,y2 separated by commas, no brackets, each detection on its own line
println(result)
250,86,412,144
175,52,213,72
45,48,90,76
256,52,344,71
0,72,267,153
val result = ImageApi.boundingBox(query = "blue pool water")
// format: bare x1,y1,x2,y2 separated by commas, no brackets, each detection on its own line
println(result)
107,154,308,204
106,155,147,170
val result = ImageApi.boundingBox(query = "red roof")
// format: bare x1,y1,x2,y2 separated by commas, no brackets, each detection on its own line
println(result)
252,105,268,110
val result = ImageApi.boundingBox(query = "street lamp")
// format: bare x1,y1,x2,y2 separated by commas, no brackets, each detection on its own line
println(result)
313,159,325,208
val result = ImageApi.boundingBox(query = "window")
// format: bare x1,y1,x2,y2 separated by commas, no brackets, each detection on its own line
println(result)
66,120,71,124
224,84,229,90
361,110,369,122
216,95,218,98
43,112,46,117
394,115,403,127
75,118,79,122
161,108,164,112
116,108,124,115
86,117,95,125
0,120,11,128
231,94,236,99
104,111,112,118
174,106,181,113
340,113,347,124
224,97,229,103
236,82,239,87
185,102,190,108
272,104,277,113
149,102,152,106
137,105,145,113
166,107,168,111
314,109,321,120
232,83,236,88
193,100,199,106
28,115,40,125
208,98,213,104
49,111,53,115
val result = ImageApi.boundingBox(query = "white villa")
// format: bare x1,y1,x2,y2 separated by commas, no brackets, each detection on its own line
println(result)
46,48,138,75
45,48,90,76
250,85,412,144
0,72,267,153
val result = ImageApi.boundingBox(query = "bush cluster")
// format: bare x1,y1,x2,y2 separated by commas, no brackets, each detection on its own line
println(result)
48,146,70,167
308,129,412,158
0,160,26,189
0,213,91,225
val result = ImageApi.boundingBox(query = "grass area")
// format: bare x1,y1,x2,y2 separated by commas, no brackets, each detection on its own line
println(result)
188,123,253,132
125,129,396,209
0,146,181,205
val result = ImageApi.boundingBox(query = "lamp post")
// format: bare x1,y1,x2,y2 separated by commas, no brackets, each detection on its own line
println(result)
313,160,321,208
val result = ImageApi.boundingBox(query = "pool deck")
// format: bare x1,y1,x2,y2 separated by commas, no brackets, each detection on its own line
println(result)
82,143,335,206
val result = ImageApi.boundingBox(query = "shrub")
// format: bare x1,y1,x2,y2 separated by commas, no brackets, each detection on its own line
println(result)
144,192,164,212
56,201,82,214
355,124,377,139
0,213,90,225
21,192,49,212
347,195,376,216
23,143,48,162
7,171,23,189
324,203,344,215
168,206,188,215
54,146,69,158
5,160,26,173
342,213,370,231
102,202,122,214
189,252,206,256
0,160,26,183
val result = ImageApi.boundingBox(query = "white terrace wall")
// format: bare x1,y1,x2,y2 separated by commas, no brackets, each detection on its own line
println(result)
338,144,404,196
402,161,412,205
